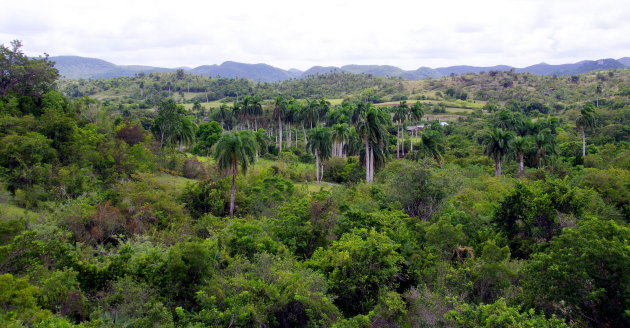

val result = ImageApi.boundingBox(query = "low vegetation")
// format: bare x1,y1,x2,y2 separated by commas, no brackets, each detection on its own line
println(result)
1,41,629,327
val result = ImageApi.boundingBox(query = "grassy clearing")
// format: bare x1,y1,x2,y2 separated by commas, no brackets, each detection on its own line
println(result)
182,100,226,110
154,173,196,193
423,114,465,121
376,99,484,109
0,203,39,220
295,182,339,193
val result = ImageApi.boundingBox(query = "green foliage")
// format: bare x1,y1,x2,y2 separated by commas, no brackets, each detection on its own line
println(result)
269,196,335,258
307,229,404,316
36,269,86,322
181,179,229,218
95,276,173,327
0,40,59,109
0,273,51,326
425,219,467,259
0,41,628,327
219,219,288,260
159,239,217,307
184,254,339,327
494,178,587,258
242,171,295,216
447,299,569,328
324,157,364,183
376,160,453,219
192,121,222,156
0,132,56,193
579,168,630,221
521,219,630,327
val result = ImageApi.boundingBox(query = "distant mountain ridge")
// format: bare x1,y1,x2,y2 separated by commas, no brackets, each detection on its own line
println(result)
49,55,630,81
50,56,174,79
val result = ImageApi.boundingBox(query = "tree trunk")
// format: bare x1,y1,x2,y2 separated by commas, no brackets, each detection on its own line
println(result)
278,118,283,152
517,152,524,175
396,126,400,158
315,151,320,184
320,163,324,182
401,126,405,156
582,127,586,157
369,144,375,182
365,139,370,183
230,163,237,216
495,159,502,177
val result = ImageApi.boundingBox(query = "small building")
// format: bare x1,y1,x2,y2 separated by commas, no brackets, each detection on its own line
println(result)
406,124,425,132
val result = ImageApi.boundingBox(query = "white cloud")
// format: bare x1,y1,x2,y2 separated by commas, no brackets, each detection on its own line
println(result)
1,0,628,70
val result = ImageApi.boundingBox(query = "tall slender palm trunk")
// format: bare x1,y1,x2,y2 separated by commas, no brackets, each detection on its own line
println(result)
365,139,371,182
286,124,291,147
401,128,405,156
517,153,524,175
230,163,237,216
278,118,283,152
494,159,502,177
396,126,400,158
315,151,320,184
369,144,375,182
581,127,586,157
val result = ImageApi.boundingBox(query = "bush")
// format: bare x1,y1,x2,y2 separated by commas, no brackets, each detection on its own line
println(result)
307,229,403,316
182,157,208,179
324,157,364,184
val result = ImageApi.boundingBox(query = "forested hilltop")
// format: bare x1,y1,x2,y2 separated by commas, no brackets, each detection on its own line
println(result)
1,41,629,327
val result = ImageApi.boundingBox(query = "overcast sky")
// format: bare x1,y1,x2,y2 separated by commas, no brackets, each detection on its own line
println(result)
1,0,629,70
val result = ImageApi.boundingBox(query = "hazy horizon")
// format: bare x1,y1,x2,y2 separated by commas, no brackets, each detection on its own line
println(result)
40,54,629,72
2,0,629,71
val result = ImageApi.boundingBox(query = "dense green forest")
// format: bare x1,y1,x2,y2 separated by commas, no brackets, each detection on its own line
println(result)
1,41,629,327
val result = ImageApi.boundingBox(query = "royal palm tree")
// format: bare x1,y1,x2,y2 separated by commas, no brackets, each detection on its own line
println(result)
494,110,522,132
510,135,529,175
316,98,331,124
285,98,300,148
273,96,288,151
303,99,319,129
231,100,244,130
576,103,596,157
213,103,232,131
534,128,557,168
175,116,197,152
249,95,263,130
483,129,513,176
307,127,332,183
214,131,256,216
331,123,350,157
409,101,425,152
357,104,389,182
392,101,409,158
253,128,269,159
421,129,445,168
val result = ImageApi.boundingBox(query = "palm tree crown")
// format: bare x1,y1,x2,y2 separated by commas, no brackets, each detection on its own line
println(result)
307,127,332,183
483,129,513,176
576,103,596,157
356,103,389,182
214,131,256,215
